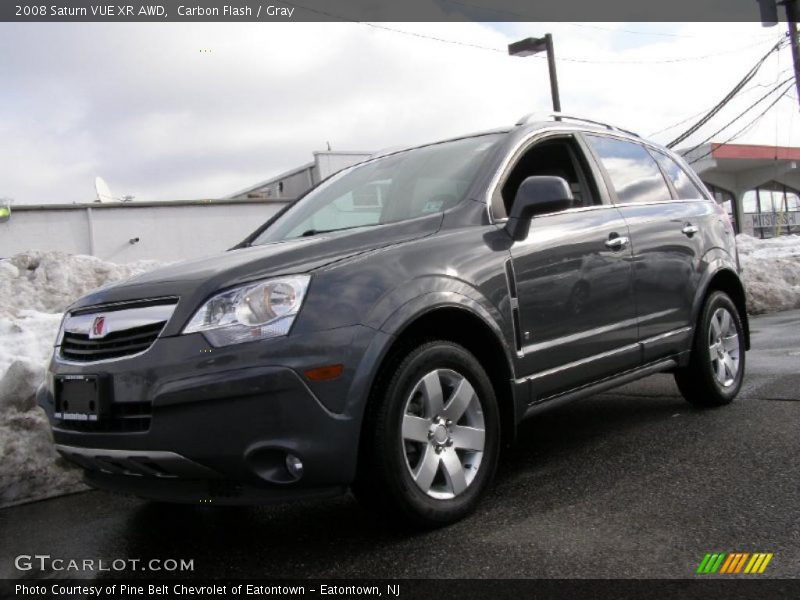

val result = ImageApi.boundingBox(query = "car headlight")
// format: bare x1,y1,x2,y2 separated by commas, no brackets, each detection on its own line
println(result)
182,275,310,347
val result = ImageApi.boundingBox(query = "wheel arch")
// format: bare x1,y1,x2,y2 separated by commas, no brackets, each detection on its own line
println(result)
693,265,750,350
363,298,520,451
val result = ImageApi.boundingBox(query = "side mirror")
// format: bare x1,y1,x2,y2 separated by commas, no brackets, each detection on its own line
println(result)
505,176,574,241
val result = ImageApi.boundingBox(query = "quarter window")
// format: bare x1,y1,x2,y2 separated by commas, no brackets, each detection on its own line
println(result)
652,151,705,199
586,135,672,205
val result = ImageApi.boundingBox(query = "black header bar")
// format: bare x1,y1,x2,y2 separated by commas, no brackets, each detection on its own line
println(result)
0,0,785,23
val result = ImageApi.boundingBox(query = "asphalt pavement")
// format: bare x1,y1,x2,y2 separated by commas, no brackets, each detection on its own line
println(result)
1,310,798,579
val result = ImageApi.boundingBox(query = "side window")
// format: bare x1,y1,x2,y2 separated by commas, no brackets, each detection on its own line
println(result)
497,138,598,217
652,150,705,200
585,135,672,205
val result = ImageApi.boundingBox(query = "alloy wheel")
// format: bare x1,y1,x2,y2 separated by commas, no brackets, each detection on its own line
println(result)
708,307,741,388
401,369,485,500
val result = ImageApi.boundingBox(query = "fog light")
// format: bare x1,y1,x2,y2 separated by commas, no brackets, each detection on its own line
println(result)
285,454,304,479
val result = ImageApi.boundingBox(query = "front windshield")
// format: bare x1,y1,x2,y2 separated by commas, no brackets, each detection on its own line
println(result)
251,134,502,244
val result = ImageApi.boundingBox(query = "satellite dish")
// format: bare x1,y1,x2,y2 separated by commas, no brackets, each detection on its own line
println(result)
95,176,115,203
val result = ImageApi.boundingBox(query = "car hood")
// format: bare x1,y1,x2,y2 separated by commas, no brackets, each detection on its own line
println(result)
69,214,443,328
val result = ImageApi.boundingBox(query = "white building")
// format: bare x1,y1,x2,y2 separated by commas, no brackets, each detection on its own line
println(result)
1,149,373,262
226,150,373,200
0,199,288,262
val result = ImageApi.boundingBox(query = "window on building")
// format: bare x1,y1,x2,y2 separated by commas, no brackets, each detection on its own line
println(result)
741,181,800,238
742,190,757,214
585,135,672,205
787,190,799,211
652,150,705,199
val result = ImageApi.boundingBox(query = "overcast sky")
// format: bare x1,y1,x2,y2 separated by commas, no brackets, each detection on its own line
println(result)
0,21,796,204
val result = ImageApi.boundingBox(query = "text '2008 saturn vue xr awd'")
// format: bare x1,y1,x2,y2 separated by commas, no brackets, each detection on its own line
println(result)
39,114,749,527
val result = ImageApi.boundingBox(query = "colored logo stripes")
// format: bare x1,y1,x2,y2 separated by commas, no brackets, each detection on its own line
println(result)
697,552,773,574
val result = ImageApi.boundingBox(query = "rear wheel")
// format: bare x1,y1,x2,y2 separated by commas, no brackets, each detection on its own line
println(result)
674,291,745,407
355,341,500,528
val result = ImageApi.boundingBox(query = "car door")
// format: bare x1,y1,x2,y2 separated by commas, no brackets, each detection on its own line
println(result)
583,134,704,362
500,134,640,401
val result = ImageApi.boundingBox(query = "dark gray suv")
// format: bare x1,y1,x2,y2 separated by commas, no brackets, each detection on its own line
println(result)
39,115,748,527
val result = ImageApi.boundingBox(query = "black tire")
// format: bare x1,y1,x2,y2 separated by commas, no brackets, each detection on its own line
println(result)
674,291,746,407
354,340,500,528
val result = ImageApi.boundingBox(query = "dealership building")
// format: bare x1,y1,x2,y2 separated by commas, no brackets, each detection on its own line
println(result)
682,142,800,238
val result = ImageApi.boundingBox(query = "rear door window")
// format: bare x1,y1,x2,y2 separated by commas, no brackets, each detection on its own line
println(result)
585,135,672,205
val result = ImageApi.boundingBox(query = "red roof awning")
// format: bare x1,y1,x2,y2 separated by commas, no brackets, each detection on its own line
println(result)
711,143,800,161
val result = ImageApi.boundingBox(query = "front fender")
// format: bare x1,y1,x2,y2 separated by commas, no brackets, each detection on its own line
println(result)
363,275,510,340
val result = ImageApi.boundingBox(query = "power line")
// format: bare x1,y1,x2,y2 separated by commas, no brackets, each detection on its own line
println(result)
666,38,787,148
682,77,794,154
437,1,777,40
359,22,504,53
647,68,793,137
363,24,778,65
687,84,794,165
280,1,782,65
544,37,779,65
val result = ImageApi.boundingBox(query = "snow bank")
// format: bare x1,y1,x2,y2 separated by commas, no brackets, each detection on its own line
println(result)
737,234,800,314
0,251,161,508
0,249,160,318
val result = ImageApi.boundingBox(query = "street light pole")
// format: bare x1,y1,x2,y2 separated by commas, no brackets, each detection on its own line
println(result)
543,33,561,113
508,33,562,117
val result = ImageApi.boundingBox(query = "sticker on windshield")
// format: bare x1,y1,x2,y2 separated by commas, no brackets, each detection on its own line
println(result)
422,200,445,213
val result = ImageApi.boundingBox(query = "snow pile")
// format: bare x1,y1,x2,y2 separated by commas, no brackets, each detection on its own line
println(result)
737,234,800,314
0,250,160,318
0,251,161,508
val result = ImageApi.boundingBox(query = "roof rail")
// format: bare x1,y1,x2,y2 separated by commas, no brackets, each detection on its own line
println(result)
515,112,640,138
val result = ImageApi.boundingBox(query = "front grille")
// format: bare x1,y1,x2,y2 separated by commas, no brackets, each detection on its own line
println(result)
55,400,152,433
61,322,165,362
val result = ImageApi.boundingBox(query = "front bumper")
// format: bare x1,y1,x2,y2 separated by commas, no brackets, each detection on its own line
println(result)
37,325,389,503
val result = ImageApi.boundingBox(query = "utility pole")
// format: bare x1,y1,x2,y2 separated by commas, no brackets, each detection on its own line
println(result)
758,0,800,109
509,34,562,117
784,0,800,109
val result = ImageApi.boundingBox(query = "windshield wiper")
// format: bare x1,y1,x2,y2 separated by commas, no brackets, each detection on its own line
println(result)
300,225,370,237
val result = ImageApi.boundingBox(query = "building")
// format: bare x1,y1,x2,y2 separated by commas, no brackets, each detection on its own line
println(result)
0,198,288,262
1,149,374,262
226,150,373,200
682,142,800,238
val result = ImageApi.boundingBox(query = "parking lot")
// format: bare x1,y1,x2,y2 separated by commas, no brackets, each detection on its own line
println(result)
1,310,798,579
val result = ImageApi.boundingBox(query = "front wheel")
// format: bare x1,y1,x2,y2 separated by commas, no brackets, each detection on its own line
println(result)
674,291,746,407
354,341,500,528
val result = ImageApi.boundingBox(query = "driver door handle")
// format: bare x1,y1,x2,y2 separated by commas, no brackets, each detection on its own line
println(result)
682,224,699,236
604,236,629,250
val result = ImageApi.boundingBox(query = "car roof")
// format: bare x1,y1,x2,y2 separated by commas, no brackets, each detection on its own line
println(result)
345,115,672,176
